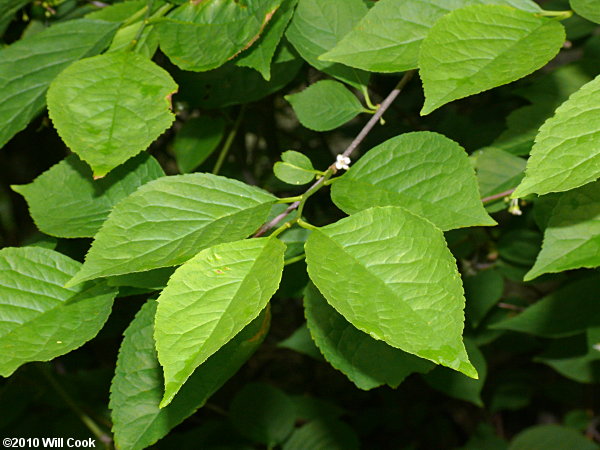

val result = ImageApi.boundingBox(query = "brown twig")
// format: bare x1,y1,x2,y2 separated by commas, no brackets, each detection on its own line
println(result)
253,70,416,237
481,188,516,204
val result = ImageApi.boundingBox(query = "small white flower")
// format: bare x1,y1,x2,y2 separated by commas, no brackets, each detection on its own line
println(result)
335,155,351,171
508,198,522,216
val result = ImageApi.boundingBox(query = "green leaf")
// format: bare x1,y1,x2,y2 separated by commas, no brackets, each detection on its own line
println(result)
536,328,600,384
47,52,177,177
285,0,370,88
420,5,565,115
111,300,270,450
0,247,117,377
158,0,282,72
331,132,496,231
230,383,295,446
107,267,175,291
513,75,600,197
277,323,323,360
236,0,298,80
0,0,29,28
285,80,365,132
282,419,360,450
68,173,276,285
304,283,433,390
274,150,316,185
571,0,600,24
174,42,302,109
525,182,600,280
107,21,159,59
321,0,541,73
173,116,226,173
508,425,598,450
475,148,526,198
424,339,487,407
464,269,504,327
12,153,164,238
84,0,146,22
491,276,600,337
155,237,284,406
304,206,477,378
0,19,119,149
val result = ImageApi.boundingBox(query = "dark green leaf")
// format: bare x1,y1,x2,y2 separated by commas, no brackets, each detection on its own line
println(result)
274,150,316,185
158,0,282,72
230,383,295,446
424,339,487,406
0,19,119,149
174,116,226,173
508,425,598,450
282,419,360,450
285,80,365,131
12,153,164,238
236,0,298,80
491,276,600,337
111,300,270,450
464,269,504,327
305,283,433,390
571,0,600,24
0,247,117,377
285,0,370,88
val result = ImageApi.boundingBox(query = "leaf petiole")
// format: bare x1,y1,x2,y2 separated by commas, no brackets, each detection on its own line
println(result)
537,10,573,20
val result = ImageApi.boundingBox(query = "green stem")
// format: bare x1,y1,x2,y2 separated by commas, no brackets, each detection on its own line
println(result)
284,253,306,266
360,85,377,110
212,106,246,175
270,218,298,238
128,2,172,52
122,5,148,27
38,364,112,448
538,10,573,19
296,169,334,219
128,0,155,51
297,218,318,231
253,70,416,237
277,196,303,204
